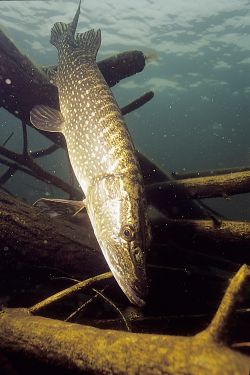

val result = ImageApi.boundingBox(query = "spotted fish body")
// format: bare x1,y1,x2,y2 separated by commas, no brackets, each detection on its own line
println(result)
30,2,150,306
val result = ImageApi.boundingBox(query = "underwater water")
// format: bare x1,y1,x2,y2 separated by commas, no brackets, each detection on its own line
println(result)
1,0,250,219
0,2,250,372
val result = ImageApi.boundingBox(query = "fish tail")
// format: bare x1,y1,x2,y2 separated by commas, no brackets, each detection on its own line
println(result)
50,0,100,59
75,29,101,59
50,21,69,48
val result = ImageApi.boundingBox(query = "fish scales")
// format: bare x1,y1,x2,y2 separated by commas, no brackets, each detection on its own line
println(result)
58,60,140,188
30,1,150,306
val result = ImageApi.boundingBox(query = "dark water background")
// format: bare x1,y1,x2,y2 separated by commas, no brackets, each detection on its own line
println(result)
1,0,250,219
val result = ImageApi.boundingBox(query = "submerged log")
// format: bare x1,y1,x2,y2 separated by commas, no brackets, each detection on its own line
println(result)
0,265,249,374
153,218,250,264
0,191,249,281
172,165,250,179
0,191,106,280
154,218,250,248
147,169,250,203
0,308,248,375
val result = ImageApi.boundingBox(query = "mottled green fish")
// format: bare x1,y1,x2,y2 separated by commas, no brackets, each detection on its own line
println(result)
30,1,150,306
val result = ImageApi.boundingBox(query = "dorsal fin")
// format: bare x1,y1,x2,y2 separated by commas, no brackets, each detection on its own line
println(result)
50,0,81,49
68,0,81,37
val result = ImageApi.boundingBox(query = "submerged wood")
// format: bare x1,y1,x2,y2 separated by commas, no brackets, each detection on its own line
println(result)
147,169,250,202
0,191,107,279
0,191,249,279
0,28,211,219
154,218,250,246
0,265,249,374
0,308,248,375
0,143,83,199
173,165,250,179
121,91,154,115
153,218,250,264
137,153,210,219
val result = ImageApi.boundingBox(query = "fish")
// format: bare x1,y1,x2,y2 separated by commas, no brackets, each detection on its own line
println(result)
30,0,151,306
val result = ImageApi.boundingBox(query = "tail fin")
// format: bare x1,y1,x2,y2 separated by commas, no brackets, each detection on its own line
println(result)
75,29,101,58
50,22,69,48
50,0,101,59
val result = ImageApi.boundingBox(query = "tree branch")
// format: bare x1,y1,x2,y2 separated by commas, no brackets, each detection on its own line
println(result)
147,169,250,203
0,265,249,374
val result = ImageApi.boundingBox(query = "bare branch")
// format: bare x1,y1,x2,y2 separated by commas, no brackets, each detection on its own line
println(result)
121,91,154,116
146,170,250,203
197,265,250,343
0,145,82,199
92,287,132,332
2,131,14,146
21,121,28,157
29,272,113,314
0,267,249,375
31,144,60,159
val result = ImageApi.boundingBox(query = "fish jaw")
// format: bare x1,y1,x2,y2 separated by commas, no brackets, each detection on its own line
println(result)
96,234,148,307
111,266,148,306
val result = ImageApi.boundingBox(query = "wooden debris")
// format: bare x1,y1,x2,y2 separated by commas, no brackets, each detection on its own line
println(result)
0,266,249,374
147,169,250,202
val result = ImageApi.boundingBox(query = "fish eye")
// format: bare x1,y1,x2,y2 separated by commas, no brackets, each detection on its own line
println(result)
121,225,135,242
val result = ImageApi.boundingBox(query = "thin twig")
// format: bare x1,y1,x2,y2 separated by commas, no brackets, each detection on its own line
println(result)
0,165,16,185
92,287,132,332
31,144,60,159
29,272,113,314
65,287,107,322
21,121,28,157
232,342,250,348
0,145,82,199
2,132,14,147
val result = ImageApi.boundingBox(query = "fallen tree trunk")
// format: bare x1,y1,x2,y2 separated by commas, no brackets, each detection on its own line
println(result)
0,265,249,374
0,191,249,281
154,218,250,259
0,308,248,375
147,169,250,202
0,191,107,280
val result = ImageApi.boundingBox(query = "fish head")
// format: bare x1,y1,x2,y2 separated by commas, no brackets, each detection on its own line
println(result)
87,174,151,306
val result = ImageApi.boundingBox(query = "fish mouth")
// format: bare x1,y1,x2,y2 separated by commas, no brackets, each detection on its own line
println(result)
119,280,148,307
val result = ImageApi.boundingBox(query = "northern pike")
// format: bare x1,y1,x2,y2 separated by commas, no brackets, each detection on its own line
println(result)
30,1,150,306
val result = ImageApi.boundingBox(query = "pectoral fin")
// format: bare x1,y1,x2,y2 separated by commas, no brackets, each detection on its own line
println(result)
30,105,64,132
33,198,86,218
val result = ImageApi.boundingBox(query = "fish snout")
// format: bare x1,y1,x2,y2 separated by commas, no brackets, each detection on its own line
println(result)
124,281,148,307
